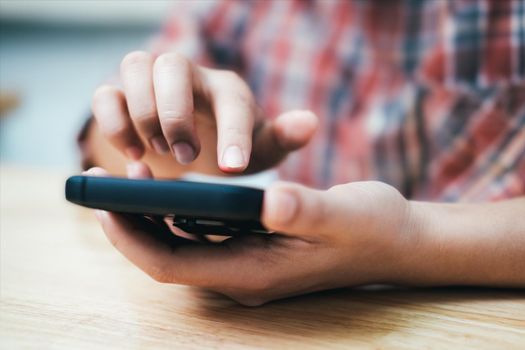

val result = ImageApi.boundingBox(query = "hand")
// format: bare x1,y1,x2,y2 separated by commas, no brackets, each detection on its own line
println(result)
87,162,417,306
91,51,318,174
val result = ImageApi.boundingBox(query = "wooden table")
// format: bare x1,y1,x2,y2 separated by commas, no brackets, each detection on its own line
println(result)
1,167,524,349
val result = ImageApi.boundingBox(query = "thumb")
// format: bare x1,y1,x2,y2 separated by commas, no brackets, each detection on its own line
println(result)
272,110,318,151
261,182,338,238
248,110,318,173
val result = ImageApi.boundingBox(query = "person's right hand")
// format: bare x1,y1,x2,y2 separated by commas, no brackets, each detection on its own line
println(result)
92,51,318,175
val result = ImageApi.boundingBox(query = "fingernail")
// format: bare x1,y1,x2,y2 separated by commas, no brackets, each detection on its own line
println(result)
150,135,170,154
222,145,245,169
125,146,143,160
172,142,196,165
266,188,298,226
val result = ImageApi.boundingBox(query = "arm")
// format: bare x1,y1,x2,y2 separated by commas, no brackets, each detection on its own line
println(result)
400,198,525,287
88,163,524,306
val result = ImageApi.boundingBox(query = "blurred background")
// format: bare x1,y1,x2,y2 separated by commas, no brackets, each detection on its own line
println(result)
0,0,173,170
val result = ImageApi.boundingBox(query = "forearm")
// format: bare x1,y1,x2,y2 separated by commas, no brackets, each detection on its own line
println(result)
397,197,525,287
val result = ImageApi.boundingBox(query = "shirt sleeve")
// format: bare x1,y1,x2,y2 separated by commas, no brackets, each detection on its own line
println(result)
424,84,525,202
148,0,252,70
416,0,525,202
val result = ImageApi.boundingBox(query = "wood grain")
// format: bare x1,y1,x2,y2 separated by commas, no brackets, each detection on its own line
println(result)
1,167,524,349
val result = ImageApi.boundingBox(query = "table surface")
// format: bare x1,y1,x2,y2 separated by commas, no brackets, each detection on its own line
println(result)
1,167,524,349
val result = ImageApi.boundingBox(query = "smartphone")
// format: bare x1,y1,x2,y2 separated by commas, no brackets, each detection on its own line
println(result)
65,176,269,236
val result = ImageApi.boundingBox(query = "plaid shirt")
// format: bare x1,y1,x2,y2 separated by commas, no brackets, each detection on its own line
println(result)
135,0,525,201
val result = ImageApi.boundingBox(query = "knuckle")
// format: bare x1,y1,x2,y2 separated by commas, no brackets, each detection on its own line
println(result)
160,111,192,129
161,109,186,120
223,125,247,139
160,117,193,140
132,109,157,123
212,72,255,109
223,89,255,111
155,52,191,71
93,84,118,101
236,87,255,107
121,51,152,70
216,71,251,93
218,69,241,82
104,122,131,139
328,183,347,193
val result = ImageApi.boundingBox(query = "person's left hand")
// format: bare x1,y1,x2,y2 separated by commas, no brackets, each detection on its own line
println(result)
87,161,418,306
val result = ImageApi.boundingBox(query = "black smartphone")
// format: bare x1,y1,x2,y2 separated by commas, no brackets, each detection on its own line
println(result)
65,176,269,236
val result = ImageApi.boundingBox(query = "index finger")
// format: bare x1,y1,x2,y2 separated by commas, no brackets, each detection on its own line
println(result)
205,70,256,172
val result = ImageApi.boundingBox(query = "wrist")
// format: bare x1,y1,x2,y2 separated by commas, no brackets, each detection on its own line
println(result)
402,200,485,287
362,195,426,286
392,200,443,286
379,199,433,285
390,198,525,287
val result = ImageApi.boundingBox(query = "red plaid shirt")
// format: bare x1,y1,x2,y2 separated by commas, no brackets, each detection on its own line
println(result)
133,0,525,201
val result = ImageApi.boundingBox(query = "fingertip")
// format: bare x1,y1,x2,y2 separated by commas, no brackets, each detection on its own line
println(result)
95,210,116,231
149,135,170,155
126,161,153,179
94,209,105,221
92,84,119,108
299,110,319,134
284,109,318,125
172,141,197,165
219,164,247,173
280,109,318,135
274,110,319,150
120,50,153,72
84,167,109,177
220,145,248,172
